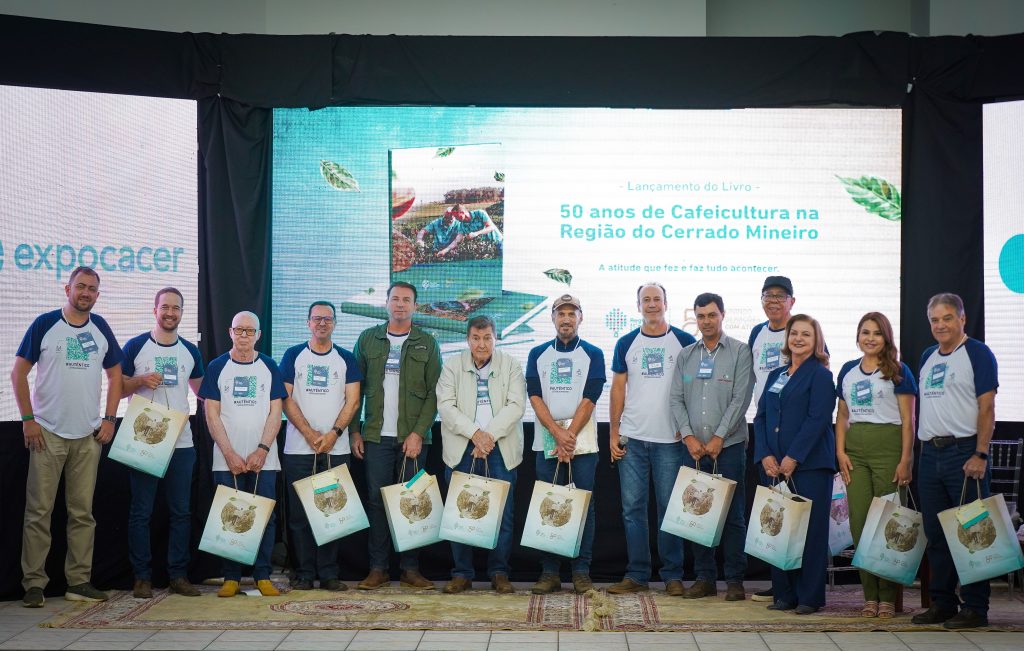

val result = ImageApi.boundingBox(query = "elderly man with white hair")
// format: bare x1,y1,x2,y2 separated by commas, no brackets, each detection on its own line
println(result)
199,311,287,597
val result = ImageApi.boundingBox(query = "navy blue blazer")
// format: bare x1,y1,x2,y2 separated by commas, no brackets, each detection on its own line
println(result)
754,357,837,472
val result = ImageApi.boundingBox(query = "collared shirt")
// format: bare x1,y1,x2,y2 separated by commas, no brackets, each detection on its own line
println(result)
671,334,754,447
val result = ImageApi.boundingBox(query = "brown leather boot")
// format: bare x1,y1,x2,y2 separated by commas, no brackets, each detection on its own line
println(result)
491,574,514,594
357,568,390,590
132,579,153,599
606,577,649,594
399,569,435,589
168,577,200,597
443,576,472,594
531,573,562,595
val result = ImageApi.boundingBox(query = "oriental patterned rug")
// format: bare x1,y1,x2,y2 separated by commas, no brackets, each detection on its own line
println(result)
45,583,1024,632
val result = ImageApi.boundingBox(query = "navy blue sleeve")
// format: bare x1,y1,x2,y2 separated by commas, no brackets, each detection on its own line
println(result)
918,344,938,377
279,344,300,384
894,362,917,395
835,359,857,401
93,315,123,369
183,339,205,378
582,377,605,403
748,322,765,352
120,333,147,377
525,343,544,381
786,363,837,464
611,330,637,374
198,355,226,400
262,355,289,400
16,311,61,364
966,339,999,396
337,346,363,383
582,341,607,381
670,326,696,348
526,376,543,398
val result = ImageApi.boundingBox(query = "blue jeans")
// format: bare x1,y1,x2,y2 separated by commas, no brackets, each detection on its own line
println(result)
680,442,748,584
128,447,196,581
535,451,597,576
618,438,684,584
212,470,277,581
769,468,832,608
364,438,429,572
445,441,517,579
919,438,992,614
282,453,349,582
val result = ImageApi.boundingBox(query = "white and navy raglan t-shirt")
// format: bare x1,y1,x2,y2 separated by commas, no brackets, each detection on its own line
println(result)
16,309,122,439
836,360,917,425
748,321,788,418
199,352,288,471
612,326,695,443
525,336,606,452
279,342,362,455
121,333,204,448
918,338,998,441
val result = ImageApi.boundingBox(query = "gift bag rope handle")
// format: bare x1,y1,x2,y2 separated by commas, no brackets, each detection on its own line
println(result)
311,452,334,478
468,455,491,479
769,475,799,496
232,472,261,497
957,477,983,507
399,456,421,483
552,459,574,487
692,458,719,476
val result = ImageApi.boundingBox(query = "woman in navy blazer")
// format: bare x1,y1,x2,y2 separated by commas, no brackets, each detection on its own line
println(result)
754,314,836,614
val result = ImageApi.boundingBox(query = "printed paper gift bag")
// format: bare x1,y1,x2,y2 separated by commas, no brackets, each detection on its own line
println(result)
938,478,1024,585
292,456,369,546
440,458,511,550
828,473,854,556
198,474,276,566
521,461,592,558
108,393,188,478
660,459,736,548
744,481,812,570
381,459,444,552
852,491,926,586
540,418,598,459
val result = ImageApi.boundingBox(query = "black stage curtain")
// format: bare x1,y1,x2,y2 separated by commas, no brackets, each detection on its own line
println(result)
1,14,1022,600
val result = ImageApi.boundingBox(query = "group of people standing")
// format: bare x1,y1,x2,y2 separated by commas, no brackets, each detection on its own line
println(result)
12,267,999,630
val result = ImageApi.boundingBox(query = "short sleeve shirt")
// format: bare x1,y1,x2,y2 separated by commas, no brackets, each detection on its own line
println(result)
423,217,460,249
16,309,122,439
279,342,362,455
198,352,288,471
917,338,998,441
525,337,606,451
612,326,695,443
836,360,917,425
122,333,204,447
748,321,788,418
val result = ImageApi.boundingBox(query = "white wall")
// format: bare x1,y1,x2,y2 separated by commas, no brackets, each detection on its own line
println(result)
930,0,1024,36
706,0,914,36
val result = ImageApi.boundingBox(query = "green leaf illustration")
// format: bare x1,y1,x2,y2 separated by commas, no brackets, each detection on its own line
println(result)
320,160,360,192
544,268,573,286
434,147,455,158
837,175,900,222
494,171,505,182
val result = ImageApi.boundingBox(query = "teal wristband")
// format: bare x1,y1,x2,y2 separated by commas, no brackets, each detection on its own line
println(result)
21,414,34,422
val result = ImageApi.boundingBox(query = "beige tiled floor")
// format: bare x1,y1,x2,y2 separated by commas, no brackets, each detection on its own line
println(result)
1,591,1022,650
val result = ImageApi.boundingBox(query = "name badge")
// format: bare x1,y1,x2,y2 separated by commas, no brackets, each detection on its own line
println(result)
697,357,715,379
476,377,490,406
162,361,179,386
956,499,990,529
556,358,573,377
77,331,99,354
233,376,251,397
385,345,401,375
929,363,946,388
645,350,665,377
764,344,781,370
853,379,872,401
312,472,339,495
309,364,329,387
768,373,790,394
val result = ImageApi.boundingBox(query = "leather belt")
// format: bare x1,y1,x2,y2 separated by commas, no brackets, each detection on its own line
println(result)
927,435,976,448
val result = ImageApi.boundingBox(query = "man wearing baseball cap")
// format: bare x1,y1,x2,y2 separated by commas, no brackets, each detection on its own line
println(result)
525,294,606,594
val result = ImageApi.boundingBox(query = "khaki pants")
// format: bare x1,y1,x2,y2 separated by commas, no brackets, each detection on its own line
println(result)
22,426,101,590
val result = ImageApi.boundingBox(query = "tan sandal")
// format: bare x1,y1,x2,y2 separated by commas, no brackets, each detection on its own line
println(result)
861,600,878,617
878,602,896,619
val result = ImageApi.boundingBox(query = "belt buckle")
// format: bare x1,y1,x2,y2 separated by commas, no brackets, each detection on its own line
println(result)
932,436,955,448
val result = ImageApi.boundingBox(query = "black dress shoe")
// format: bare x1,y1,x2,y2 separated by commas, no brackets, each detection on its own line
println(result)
911,604,958,625
290,578,314,590
943,608,989,629
795,605,820,615
767,600,797,611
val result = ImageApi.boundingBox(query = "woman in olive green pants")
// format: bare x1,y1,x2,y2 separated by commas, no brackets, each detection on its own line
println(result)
835,312,917,619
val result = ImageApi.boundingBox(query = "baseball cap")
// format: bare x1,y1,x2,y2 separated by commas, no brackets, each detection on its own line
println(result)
761,275,794,296
552,294,582,312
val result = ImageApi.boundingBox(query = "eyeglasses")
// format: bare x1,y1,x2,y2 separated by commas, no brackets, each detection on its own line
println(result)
761,293,791,303
309,316,335,324
231,327,257,337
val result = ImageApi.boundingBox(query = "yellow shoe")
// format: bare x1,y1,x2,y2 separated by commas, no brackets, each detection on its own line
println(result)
257,579,280,597
217,580,240,598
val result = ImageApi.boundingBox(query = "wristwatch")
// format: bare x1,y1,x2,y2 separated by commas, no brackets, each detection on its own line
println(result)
973,450,989,460
257,443,271,452
332,427,342,436
102,415,117,424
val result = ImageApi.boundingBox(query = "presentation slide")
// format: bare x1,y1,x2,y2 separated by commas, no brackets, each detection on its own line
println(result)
983,100,1024,422
0,85,199,420
272,107,902,421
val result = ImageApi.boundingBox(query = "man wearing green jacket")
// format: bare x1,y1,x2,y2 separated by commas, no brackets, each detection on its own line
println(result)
352,281,442,590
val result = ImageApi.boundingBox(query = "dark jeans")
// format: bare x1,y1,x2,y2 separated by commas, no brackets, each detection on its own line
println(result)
919,437,992,614
618,438,684,584
364,437,429,572
445,441,517,579
769,468,832,608
535,451,597,576
680,442,748,584
282,452,349,582
128,447,196,581
212,470,277,581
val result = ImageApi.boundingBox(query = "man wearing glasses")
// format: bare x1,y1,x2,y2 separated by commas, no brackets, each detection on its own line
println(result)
199,311,287,597
279,302,362,591
746,275,796,602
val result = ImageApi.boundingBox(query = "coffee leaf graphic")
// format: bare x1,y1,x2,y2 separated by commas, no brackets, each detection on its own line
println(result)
320,160,360,192
435,147,455,158
837,175,901,222
544,268,573,286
